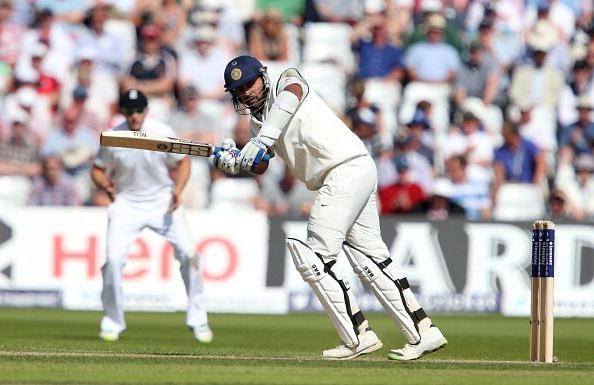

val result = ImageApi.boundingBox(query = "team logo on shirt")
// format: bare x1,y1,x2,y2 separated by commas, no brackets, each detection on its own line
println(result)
230,68,242,81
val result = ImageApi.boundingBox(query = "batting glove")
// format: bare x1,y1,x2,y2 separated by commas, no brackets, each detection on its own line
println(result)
213,138,240,175
237,137,274,172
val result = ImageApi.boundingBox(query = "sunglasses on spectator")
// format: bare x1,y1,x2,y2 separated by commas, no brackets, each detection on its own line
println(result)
122,107,146,115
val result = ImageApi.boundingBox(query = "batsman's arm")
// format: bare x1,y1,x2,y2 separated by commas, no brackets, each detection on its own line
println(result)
91,165,115,202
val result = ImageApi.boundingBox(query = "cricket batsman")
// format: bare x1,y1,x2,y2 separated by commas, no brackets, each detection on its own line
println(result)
213,56,448,360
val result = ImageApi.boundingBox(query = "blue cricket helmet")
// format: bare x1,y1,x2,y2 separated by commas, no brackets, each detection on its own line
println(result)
224,55,266,92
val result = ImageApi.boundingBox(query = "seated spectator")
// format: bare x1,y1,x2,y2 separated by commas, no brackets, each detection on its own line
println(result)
453,40,504,144
405,110,434,166
442,111,494,184
0,111,40,177
493,120,547,198
400,13,460,136
444,155,491,220
60,46,118,128
546,188,576,222
0,111,40,207
153,0,187,58
3,85,53,143
557,60,594,127
255,163,315,220
27,155,82,206
77,3,126,77
378,155,426,215
0,0,26,69
121,23,177,121
248,8,289,62
555,154,594,221
168,85,221,144
415,177,466,221
350,105,384,160
557,96,594,169
40,106,99,203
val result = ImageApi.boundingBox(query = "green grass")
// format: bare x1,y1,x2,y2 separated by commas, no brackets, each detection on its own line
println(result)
0,309,592,384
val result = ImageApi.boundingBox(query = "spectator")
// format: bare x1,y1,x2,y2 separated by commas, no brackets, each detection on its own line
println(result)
186,0,245,52
168,85,221,144
61,46,118,128
77,3,127,77
40,106,99,203
493,121,547,198
154,0,187,57
0,0,25,69
405,9,464,52
405,110,434,166
2,85,53,143
557,96,594,169
442,111,495,184
255,0,304,25
378,155,426,215
303,0,363,24
350,105,384,159
444,154,491,220
556,154,594,221
27,155,81,206
558,60,594,127
546,188,576,221
0,111,40,206
248,8,290,62
121,23,177,121
0,110,40,177
401,13,460,136
453,40,504,142
416,177,466,221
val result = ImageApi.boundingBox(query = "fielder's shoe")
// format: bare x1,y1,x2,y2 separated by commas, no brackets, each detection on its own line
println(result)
193,324,214,343
322,329,383,360
387,325,447,361
99,331,120,342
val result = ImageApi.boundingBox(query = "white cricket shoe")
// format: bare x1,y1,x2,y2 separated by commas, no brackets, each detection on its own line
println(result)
387,326,447,361
322,329,383,360
194,324,214,343
99,331,120,342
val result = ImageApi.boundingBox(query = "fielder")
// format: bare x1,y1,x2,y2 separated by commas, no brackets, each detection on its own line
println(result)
214,56,447,360
91,89,212,343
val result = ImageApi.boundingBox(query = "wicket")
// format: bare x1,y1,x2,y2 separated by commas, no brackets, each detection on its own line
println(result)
529,220,555,363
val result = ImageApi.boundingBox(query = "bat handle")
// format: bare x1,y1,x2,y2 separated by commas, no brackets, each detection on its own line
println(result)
212,146,271,162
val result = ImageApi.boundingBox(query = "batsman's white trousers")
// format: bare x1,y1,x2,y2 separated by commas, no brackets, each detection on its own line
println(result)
307,155,390,261
100,196,208,333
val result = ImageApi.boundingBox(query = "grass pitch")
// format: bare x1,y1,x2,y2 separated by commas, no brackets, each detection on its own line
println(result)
0,309,592,385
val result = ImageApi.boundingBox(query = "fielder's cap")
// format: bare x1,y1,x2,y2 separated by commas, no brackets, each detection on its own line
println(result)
224,55,265,92
119,88,148,109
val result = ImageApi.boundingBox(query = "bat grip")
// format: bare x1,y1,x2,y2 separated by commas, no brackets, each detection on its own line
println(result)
212,146,271,162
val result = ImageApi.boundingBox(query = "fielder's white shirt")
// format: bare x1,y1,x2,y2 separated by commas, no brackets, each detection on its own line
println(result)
250,68,368,190
94,118,185,202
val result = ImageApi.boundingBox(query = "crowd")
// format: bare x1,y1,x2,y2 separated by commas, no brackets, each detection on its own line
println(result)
1,0,594,222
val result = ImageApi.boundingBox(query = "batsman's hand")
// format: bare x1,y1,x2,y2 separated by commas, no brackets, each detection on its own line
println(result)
237,137,273,173
213,138,240,175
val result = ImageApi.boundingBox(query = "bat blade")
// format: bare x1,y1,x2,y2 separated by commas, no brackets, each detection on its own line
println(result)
100,130,215,157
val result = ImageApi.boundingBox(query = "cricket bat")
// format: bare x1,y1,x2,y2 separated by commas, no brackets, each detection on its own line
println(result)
100,130,270,174
100,130,218,157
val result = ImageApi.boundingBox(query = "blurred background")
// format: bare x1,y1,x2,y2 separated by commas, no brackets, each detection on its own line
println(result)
0,0,593,319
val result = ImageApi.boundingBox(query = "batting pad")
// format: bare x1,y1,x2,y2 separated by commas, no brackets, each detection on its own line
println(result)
343,244,421,344
286,239,359,347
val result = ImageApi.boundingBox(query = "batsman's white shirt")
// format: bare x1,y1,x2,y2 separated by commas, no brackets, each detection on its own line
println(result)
252,69,390,260
94,118,208,333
